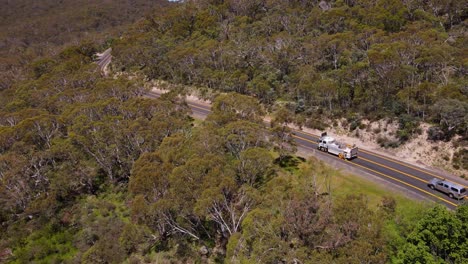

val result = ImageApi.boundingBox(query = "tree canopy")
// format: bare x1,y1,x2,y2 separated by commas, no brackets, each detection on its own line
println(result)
113,0,467,141
1,0,467,263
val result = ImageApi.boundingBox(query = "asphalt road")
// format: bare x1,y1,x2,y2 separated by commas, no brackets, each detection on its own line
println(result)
147,91,467,209
96,48,112,72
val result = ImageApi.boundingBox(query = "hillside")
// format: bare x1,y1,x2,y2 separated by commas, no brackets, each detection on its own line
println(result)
113,0,467,158
1,0,468,263
0,0,169,90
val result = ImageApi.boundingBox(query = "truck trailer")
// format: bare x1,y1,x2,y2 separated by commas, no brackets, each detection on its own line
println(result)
317,132,358,160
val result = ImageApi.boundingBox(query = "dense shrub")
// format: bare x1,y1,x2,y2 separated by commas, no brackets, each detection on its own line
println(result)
427,126,446,141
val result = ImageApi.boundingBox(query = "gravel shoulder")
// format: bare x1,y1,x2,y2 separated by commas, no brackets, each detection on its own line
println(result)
151,86,467,185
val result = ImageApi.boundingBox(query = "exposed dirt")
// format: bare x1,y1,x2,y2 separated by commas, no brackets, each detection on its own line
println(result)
300,119,467,183
151,85,468,183
150,81,213,107
295,146,433,203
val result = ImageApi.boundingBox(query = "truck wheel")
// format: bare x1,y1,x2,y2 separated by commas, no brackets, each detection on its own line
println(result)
429,185,435,190
449,193,454,199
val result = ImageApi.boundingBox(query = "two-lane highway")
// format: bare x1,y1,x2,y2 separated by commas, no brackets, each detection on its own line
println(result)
148,91,467,209
95,48,112,74
292,130,467,209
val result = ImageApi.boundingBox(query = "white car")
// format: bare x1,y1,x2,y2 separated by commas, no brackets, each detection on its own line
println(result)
428,178,467,200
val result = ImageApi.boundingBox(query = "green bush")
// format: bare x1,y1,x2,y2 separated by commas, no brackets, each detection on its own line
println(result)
377,136,400,148
12,225,77,264
350,120,359,131
427,126,446,141
397,114,420,143
305,117,327,131
452,149,468,170
31,58,56,79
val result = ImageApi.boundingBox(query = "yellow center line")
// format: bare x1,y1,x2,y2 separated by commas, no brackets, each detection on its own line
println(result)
182,103,459,206
184,102,467,191
294,135,457,207
293,134,433,185
188,102,212,109
358,157,428,184
298,144,318,152
358,148,468,188
348,160,458,207
188,103,211,112
292,134,318,145
293,130,468,189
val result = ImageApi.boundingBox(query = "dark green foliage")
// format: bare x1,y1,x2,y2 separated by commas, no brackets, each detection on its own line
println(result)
12,224,76,264
125,93,279,260
394,205,468,264
452,149,468,170
0,0,169,91
350,120,361,131
113,0,466,141
0,34,192,263
397,114,421,143
427,126,447,141
431,99,468,140
273,155,304,173
377,136,400,148
228,161,397,263
1,1,467,263
76,194,129,264
31,58,57,79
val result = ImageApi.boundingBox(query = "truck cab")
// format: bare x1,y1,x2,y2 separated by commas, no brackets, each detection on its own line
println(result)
318,133,358,160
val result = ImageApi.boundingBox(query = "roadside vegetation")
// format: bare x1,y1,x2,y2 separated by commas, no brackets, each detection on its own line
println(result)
1,0,467,263
0,0,168,91
0,45,467,262
113,0,467,154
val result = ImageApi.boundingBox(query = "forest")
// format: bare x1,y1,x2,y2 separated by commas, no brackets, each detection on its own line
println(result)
113,0,467,145
0,0,467,263
0,0,169,91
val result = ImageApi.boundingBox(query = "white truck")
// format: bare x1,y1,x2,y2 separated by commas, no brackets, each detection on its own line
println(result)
317,132,358,160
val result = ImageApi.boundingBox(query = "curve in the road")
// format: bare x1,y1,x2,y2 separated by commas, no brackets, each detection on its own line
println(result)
95,48,112,73
146,90,466,208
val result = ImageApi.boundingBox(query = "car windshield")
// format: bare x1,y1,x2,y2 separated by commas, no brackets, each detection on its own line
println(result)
460,188,466,193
